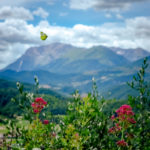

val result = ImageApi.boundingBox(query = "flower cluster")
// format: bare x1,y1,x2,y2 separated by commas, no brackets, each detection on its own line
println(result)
116,140,128,147
111,104,136,124
109,104,136,147
31,97,47,113
108,123,121,134
43,120,49,125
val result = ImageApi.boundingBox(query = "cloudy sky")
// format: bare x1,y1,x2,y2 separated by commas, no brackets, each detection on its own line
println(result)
0,0,150,69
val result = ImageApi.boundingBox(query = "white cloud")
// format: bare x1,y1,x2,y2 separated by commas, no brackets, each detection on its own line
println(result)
70,0,98,10
59,12,68,17
0,6,49,20
0,18,39,69
0,0,55,7
33,7,49,19
0,6,33,20
116,14,123,19
69,0,150,11
105,13,112,18
0,19,39,44
0,16,150,69
0,43,31,69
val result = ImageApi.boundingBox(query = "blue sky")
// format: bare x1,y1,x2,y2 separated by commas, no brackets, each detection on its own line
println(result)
0,0,150,69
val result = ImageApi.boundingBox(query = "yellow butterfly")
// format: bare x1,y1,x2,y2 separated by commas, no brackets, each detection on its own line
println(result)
40,32,48,40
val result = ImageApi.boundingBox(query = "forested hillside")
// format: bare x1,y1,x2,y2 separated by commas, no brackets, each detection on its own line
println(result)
0,79,72,118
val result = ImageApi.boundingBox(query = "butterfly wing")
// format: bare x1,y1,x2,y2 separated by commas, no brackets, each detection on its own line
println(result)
40,32,48,40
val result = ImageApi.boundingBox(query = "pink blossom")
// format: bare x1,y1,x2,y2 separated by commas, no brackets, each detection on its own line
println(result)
127,118,136,124
31,97,47,113
43,120,49,124
116,140,128,147
126,111,134,116
111,115,115,120
108,127,116,134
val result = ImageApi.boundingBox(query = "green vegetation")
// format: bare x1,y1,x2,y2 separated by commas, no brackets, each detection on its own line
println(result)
0,79,72,119
0,58,149,149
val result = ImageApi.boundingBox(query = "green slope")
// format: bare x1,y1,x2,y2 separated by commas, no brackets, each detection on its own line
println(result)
0,79,71,118
54,46,129,73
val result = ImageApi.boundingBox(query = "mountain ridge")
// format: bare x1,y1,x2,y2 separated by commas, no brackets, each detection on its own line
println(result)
110,47,150,62
3,43,150,73
3,43,132,73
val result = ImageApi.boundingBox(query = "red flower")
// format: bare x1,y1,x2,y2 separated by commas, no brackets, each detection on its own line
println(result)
116,123,121,131
108,127,116,134
35,97,47,105
116,140,128,147
120,105,132,110
33,109,40,113
43,120,49,124
126,110,134,116
109,105,136,147
114,104,136,124
75,133,79,137
108,123,121,134
111,115,115,120
51,132,56,137
74,133,79,140
31,97,47,113
127,118,136,124
116,104,132,116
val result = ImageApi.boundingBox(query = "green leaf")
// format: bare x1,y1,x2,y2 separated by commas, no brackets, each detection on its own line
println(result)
40,32,48,40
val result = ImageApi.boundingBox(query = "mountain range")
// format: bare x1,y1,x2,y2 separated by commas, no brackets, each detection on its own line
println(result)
1,43,150,99
4,43,129,73
110,47,150,62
